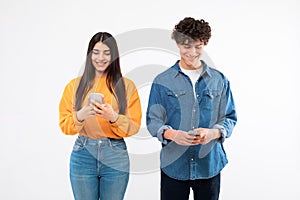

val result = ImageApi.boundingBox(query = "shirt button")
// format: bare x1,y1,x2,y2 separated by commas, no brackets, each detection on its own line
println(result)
191,158,194,161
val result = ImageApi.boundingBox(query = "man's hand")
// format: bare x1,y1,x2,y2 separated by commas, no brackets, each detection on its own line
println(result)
193,128,221,144
163,129,199,146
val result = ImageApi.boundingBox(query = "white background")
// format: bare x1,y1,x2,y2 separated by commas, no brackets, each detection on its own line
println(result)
1,0,300,199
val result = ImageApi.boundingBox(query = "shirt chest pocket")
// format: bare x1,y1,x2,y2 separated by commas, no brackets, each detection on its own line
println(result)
201,89,221,110
166,90,186,110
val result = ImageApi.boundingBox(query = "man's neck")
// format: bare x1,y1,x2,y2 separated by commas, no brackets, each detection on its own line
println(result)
179,60,202,70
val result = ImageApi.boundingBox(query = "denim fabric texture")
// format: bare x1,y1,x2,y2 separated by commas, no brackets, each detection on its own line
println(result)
70,135,129,200
146,60,237,180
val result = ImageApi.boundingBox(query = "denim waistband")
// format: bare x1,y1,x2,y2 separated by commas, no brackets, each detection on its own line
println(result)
78,135,124,145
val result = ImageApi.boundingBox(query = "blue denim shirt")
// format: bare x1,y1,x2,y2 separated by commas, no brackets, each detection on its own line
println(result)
146,60,237,180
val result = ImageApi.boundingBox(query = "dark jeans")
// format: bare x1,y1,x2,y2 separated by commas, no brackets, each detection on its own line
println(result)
161,170,220,200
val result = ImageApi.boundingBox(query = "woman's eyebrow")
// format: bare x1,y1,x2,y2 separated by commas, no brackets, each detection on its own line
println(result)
93,49,110,52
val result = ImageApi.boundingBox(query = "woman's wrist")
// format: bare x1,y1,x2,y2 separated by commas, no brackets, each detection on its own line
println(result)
110,112,119,123
76,112,83,122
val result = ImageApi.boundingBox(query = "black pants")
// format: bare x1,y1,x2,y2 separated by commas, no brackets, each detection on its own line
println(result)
161,170,220,200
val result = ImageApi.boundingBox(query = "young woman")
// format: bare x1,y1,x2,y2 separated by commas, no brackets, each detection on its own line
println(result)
59,32,142,200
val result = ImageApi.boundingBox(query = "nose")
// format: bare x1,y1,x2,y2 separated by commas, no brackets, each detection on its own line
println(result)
96,52,105,60
189,47,197,56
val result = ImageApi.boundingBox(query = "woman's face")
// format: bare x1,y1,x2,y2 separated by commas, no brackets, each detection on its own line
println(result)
91,42,111,76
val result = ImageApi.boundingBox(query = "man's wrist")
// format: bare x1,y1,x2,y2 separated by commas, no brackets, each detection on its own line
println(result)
212,128,222,139
212,124,227,143
163,129,175,140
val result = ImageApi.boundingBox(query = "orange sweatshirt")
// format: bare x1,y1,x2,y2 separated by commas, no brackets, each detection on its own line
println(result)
59,76,142,139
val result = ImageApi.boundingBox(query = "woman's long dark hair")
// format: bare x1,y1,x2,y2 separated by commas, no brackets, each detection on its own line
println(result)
75,32,127,114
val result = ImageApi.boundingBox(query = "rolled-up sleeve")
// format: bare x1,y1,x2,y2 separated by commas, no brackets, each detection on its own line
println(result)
146,80,171,144
214,79,237,143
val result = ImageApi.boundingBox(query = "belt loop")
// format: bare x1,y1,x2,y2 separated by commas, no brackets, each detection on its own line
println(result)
107,138,112,146
79,135,88,146
83,136,87,145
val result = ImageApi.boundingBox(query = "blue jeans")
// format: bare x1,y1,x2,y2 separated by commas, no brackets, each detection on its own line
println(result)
161,170,220,200
70,135,129,200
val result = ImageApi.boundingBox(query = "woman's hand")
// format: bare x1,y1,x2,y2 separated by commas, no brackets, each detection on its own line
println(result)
92,99,119,123
76,104,96,122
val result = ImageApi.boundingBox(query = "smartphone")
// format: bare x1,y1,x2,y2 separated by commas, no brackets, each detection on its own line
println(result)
188,130,200,136
89,93,104,104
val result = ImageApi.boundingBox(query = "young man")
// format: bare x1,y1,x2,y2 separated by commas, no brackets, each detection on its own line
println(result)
146,17,237,200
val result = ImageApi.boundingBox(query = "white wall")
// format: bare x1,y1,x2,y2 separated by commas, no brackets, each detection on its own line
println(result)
1,0,299,199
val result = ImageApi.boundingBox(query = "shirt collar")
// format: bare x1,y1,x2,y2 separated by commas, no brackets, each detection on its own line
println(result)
171,60,213,78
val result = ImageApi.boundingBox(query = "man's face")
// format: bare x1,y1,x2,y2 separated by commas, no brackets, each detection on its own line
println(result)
177,39,205,69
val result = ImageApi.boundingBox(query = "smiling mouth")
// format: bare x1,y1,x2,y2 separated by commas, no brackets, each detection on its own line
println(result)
96,61,108,65
186,55,199,61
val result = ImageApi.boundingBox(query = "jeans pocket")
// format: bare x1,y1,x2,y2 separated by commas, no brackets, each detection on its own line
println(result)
72,137,85,152
108,139,127,153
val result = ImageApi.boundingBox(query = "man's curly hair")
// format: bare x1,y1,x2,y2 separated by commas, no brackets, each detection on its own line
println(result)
172,17,211,45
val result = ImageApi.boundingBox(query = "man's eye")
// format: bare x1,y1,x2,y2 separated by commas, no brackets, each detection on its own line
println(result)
184,46,190,49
